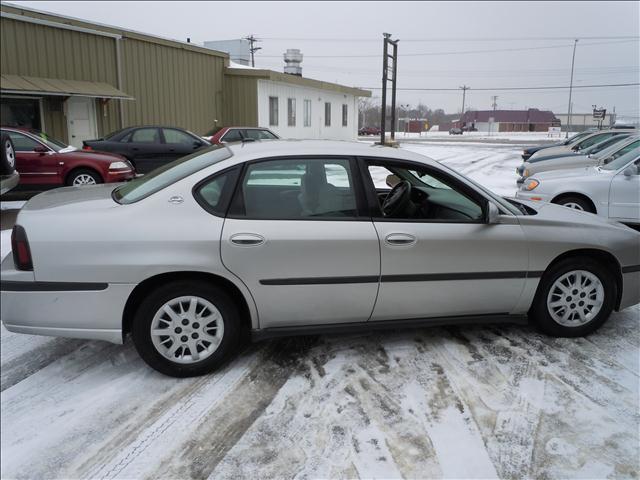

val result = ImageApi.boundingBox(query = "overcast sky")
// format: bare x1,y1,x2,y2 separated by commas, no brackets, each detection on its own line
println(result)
13,1,640,117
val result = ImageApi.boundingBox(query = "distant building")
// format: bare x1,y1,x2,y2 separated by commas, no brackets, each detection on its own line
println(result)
203,39,251,65
459,109,560,133
554,113,616,132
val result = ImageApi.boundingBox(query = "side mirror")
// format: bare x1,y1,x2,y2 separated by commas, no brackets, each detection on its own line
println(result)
623,165,638,177
486,202,501,224
193,140,203,148
33,145,48,154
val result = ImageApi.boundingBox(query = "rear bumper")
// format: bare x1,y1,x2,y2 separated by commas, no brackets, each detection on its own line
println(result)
1,258,134,344
620,269,640,310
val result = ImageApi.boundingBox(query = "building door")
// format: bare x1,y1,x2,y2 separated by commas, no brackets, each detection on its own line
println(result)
66,97,97,148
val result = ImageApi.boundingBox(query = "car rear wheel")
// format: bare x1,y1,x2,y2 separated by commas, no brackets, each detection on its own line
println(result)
530,257,616,337
131,281,241,377
553,196,595,213
1,134,16,175
67,168,102,186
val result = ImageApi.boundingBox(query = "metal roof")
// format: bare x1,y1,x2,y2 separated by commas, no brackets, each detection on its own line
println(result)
225,68,371,97
1,74,133,99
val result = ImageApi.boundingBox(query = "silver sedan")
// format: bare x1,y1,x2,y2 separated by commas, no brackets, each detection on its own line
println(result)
2,140,639,377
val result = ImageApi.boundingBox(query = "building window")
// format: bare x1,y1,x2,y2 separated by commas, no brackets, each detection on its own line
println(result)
0,97,42,131
342,104,348,127
269,96,279,126
287,98,296,127
325,102,331,127
303,99,312,127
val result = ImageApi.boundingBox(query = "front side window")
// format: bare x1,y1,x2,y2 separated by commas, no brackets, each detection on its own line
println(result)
576,133,615,150
342,104,348,127
231,158,358,219
163,128,195,145
304,99,312,127
366,161,484,222
130,128,161,144
244,129,278,140
269,97,279,126
325,102,331,127
287,98,296,127
222,129,243,142
4,131,41,151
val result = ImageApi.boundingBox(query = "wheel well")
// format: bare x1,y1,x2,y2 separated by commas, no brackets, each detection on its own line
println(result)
121,271,253,340
65,166,103,183
551,192,597,213
542,249,623,310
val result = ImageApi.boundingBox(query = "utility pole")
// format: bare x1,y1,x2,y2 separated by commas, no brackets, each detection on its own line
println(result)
491,95,498,111
459,85,470,126
244,34,261,67
565,38,578,138
379,33,399,145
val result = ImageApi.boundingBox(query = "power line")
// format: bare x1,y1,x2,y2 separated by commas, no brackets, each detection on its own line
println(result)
259,35,640,42
363,82,640,91
257,39,638,58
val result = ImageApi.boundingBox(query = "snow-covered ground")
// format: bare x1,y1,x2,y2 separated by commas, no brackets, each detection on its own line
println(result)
1,140,638,479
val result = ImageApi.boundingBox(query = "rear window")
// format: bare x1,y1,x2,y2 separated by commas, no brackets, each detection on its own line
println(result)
112,146,233,204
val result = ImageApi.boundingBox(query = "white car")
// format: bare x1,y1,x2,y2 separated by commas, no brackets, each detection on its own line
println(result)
516,148,640,225
517,135,639,183
528,130,634,161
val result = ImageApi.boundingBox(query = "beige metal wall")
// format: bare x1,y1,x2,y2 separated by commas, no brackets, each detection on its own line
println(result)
222,75,258,127
120,38,225,135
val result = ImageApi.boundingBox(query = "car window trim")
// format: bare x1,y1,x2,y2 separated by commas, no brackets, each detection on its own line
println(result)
226,155,369,221
356,156,490,224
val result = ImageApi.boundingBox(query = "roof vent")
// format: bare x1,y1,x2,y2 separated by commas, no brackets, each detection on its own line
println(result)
284,49,303,76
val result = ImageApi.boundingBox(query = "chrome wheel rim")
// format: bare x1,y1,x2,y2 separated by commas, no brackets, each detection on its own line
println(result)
73,173,97,185
150,296,224,364
547,270,604,327
5,140,15,168
562,201,584,211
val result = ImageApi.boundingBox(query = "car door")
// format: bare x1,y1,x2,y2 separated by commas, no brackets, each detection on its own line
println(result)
161,128,204,161
125,127,164,174
4,131,62,186
361,158,529,321
220,156,380,329
609,159,640,222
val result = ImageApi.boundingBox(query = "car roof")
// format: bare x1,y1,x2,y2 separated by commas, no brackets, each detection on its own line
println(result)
223,139,437,164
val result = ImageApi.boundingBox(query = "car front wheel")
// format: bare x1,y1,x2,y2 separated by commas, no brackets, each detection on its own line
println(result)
132,281,241,377
530,257,616,337
554,196,595,213
67,168,102,186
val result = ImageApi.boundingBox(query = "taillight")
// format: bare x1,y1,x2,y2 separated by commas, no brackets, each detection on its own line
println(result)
83,144,93,151
11,225,33,271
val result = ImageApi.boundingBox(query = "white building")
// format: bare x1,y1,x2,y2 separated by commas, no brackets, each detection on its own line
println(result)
223,65,370,141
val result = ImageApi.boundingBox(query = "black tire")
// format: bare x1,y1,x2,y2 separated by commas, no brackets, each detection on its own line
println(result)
1,134,16,175
131,281,242,377
529,257,616,337
66,168,102,186
553,195,595,213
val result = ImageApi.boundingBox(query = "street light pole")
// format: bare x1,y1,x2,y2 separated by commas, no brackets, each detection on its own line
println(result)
565,39,578,139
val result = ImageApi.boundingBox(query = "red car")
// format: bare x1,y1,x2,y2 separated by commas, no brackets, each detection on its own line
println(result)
203,126,279,144
358,126,382,136
0,127,135,188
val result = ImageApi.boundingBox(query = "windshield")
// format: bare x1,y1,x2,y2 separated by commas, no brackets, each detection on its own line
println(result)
585,134,629,154
563,130,595,145
29,130,69,152
113,146,233,204
600,147,640,171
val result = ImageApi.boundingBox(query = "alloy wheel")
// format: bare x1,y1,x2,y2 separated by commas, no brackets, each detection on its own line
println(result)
546,270,604,327
150,296,224,364
72,173,97,185
562,202,584,211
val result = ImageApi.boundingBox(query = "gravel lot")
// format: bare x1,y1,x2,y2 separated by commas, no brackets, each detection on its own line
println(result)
1,138,638,479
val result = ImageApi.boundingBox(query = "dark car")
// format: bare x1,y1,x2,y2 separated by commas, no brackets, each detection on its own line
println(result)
449,128,463,135
83,126,210,174
203,126,279,144
359,126,381,136
1,127,134,188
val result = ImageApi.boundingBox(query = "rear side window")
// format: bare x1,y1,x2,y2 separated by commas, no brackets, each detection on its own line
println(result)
222,129,243,142
130,128,161,144
194,167,241,216
230,158,358,219
244,129,277,140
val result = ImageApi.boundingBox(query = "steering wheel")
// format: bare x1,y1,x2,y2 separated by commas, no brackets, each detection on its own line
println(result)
382,180,412,217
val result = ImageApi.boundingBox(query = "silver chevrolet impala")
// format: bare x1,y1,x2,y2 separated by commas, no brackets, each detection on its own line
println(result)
1,141,639,377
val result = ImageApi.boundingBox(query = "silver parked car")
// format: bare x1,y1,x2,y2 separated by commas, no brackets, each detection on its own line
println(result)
2,141,639,377
517,135,639,183
516,148,640,224
527,129,635,162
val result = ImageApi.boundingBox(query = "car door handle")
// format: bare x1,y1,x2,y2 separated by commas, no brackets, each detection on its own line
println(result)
385,233,417,246
230,233,265,246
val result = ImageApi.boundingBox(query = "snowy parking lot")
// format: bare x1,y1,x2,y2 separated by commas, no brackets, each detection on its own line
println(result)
1,138,638,479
